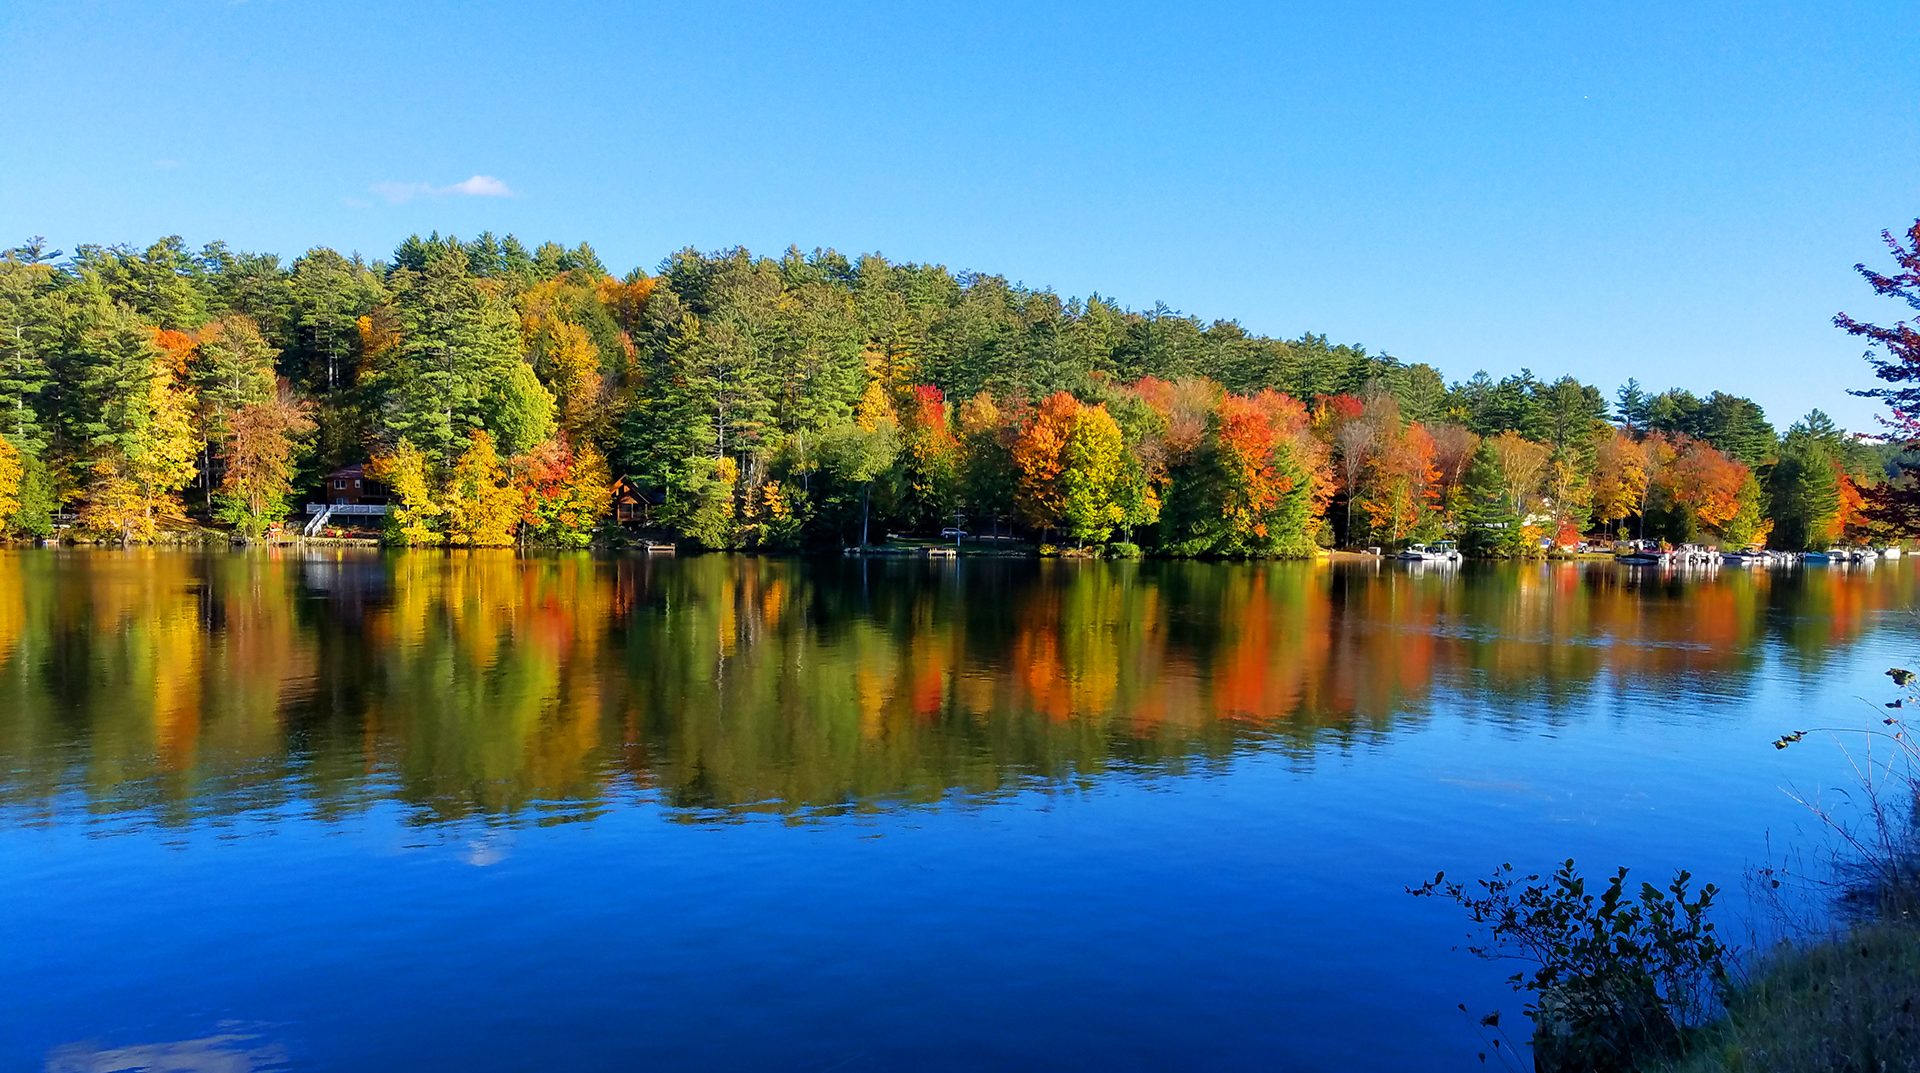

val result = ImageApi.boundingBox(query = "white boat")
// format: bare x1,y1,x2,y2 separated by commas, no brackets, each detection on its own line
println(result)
1673,544,1721,567
1397,541,1463,563
1723,549,1772,566
1881,546,1903,560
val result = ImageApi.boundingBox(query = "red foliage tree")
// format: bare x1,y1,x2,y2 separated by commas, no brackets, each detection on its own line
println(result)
1662,436,1747,534
1217,390,1303,536
1839,219,1920,534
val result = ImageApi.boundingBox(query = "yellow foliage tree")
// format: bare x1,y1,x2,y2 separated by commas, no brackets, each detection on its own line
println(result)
560,442,613,536
136,347,202,517
1485,430,1551,517
596,275,657,335
79,334,200,542
370,438,442,546
355,307,401,374
1060,403,1127,544
78,457,148,542
855,379,898,432
541,321,605,440
0,436,20,535
444,429,520,547
1591,429,1650,532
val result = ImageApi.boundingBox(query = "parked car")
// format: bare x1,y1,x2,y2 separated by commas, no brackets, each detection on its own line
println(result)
939,528,968,539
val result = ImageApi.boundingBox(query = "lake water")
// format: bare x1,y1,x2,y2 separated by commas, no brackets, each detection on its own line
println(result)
1,550,1913,1071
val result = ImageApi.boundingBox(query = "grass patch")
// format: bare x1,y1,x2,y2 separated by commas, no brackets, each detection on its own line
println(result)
1660,922,1920,1073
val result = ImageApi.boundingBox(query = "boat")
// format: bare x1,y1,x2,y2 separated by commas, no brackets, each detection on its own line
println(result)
1722,549,1769,566
1673,544,1721,567
1881,546,1903,560
1396,541,1462,563
1615,540,1668,566
1801,550,1830,564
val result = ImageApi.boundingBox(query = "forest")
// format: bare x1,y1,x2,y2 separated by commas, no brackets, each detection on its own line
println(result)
0,232,1897,554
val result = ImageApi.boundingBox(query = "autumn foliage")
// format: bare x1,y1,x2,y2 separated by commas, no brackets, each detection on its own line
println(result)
0,230,1901,552
1013,392,1080,531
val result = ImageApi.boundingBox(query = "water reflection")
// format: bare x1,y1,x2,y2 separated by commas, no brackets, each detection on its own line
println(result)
0,551,1911,826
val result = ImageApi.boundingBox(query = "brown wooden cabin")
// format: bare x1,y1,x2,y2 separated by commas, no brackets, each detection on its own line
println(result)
324,464,388,507
612,477,652,525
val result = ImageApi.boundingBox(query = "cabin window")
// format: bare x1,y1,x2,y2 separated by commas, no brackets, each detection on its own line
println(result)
333,479,346,490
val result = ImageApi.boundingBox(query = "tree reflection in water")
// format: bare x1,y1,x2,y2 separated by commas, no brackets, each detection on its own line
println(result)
0,550,1906,827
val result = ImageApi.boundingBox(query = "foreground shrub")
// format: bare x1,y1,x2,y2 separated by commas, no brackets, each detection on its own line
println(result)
1409,860,1731,1072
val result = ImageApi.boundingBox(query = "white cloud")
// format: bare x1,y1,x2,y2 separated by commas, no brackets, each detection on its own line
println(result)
444,174,511,197
370,174,514,205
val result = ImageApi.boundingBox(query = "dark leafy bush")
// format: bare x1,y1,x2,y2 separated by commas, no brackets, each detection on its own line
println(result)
1410,860,1732,1072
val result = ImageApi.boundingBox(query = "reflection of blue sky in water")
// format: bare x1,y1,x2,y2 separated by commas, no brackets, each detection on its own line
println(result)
46,1029,286,1073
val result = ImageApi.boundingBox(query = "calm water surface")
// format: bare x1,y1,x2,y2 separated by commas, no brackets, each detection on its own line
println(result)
1,550,1914,1071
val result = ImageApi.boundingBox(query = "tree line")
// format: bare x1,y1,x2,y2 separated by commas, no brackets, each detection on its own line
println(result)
0,232,1900,553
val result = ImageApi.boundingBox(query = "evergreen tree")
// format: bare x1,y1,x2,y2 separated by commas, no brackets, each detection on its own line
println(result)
1646,389,1703,437
1460,442,1525,558
1693,391,1776,467
1768,412,1844,548
191,316,280,467
10,447,53,537
287,247,384,392
380,246,524,461
1615,379,1651,432
0,257,57,452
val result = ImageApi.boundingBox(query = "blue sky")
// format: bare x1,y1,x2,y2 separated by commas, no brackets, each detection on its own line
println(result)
1,1,1914,430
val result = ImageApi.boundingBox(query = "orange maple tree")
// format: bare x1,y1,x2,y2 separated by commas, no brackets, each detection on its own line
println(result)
1012,391,1081,529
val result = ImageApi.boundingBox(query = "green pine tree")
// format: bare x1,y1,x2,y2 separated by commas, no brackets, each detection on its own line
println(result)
1460,442,1524,558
